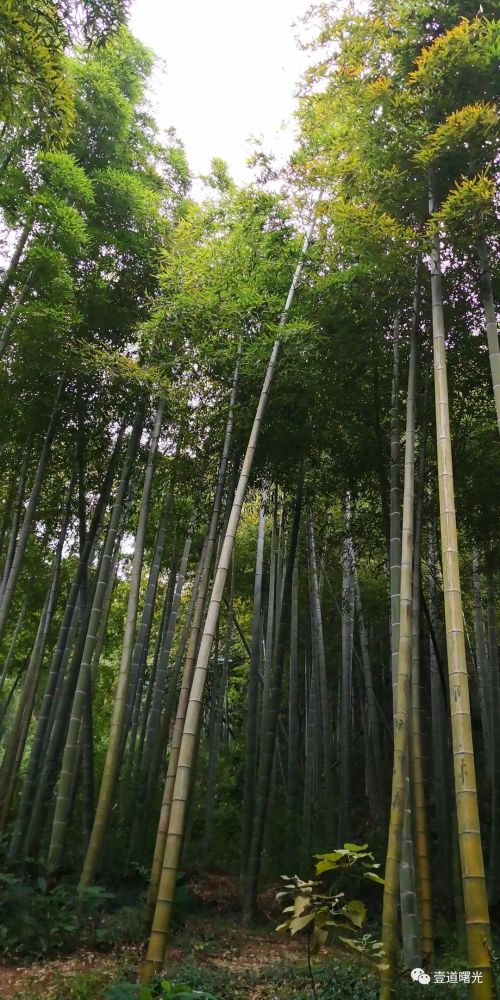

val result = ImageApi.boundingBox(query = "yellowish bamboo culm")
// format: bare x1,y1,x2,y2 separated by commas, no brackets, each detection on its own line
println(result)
429,171,493,998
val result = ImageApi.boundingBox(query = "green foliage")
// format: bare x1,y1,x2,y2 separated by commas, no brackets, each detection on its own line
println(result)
414,101,499,166
276,845,385,964
0,1,129,147
0,875,113,959
434,173,498,240
0,1,74,145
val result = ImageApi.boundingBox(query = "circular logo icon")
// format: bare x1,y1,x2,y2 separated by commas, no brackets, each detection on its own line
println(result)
411,968,430,985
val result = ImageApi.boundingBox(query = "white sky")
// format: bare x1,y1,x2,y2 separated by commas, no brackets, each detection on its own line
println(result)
129,0,313,186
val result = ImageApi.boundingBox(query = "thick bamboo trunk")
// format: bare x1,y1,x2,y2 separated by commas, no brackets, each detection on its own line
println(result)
79,399,165,887
427,171,493,996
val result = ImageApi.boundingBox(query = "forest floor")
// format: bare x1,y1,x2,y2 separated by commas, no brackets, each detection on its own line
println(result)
0,872,377,1000
0,919,348,999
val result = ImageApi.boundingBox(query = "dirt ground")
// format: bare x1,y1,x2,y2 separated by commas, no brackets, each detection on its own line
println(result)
0,874,319,999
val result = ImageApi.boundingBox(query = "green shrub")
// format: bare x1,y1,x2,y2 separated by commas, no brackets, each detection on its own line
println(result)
0,874,112,959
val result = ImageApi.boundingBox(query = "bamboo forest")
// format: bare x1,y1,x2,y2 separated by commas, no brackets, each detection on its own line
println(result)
0,0,499,997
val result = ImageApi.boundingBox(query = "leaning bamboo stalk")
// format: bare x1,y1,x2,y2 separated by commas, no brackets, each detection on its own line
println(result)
142,204,319,980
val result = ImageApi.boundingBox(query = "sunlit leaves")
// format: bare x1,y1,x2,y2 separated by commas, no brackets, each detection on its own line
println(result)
0,1,74,146
415,102,499,167
276,845,384,962
433,174,498,241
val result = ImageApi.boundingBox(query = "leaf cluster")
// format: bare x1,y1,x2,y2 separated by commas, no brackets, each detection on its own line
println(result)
276,844,385,963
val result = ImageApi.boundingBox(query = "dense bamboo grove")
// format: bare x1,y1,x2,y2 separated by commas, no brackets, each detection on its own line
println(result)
0,2,499,998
